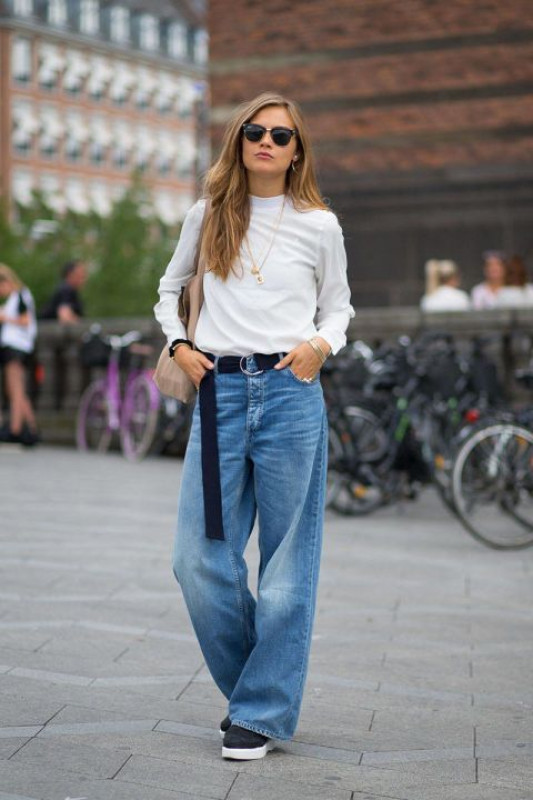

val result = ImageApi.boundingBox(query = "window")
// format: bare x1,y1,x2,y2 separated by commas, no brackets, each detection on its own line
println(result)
138,14,159,52
11,37,32,84
80,0,99,35
12,102,39,155
40,107,64,159
63,50,90,95
13,0,33,16
166,21,187,60
110,5,130,43
48,0,67,26
89,142,105,165
38,43,65,91
12,170,35,207
193,29,208,65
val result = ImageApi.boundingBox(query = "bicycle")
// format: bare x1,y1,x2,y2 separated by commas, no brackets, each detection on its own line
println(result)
76,328,160,461
450,367,533,549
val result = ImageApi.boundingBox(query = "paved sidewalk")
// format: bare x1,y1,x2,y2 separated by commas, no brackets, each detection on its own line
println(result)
0,445,532,800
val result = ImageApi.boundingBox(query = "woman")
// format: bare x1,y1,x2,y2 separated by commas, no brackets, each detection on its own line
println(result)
495,254,533,307
420,259,471,312
154,92,354,760
0,264,38,445
471,250,506,310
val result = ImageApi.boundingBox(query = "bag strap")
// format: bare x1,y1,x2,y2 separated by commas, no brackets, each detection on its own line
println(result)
194,198,211,279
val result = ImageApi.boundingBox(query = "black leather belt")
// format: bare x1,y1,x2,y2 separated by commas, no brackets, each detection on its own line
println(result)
198,353,284,540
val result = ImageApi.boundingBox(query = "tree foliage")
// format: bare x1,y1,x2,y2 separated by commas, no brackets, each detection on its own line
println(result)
0,176,180,317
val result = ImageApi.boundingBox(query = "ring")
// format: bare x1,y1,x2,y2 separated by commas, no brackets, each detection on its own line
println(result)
301,377,313,383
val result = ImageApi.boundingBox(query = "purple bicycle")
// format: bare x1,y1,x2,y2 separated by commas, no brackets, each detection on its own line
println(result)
76,328,160,461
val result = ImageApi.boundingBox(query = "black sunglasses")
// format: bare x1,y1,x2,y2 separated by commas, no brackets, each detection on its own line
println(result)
242,123,298,147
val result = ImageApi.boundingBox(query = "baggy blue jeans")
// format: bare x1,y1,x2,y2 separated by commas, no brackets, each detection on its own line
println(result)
173,355,328,741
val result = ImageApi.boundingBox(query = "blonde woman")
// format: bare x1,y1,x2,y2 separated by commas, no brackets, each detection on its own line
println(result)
0,264,38,445
154,92,354,760
421,259,471,312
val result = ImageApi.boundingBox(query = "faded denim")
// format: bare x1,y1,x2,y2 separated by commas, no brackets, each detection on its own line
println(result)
173,356,327,741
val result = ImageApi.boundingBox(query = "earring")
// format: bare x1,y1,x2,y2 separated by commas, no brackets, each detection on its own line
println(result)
291,158,298,173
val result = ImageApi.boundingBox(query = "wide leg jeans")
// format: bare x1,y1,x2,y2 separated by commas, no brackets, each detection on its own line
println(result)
173,356,328,741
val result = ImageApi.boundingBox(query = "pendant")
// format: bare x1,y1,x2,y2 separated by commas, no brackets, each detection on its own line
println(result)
251,265,260,275
256,274,265,284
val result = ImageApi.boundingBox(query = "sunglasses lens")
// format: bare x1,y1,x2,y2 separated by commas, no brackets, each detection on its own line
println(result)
243,124,264,142
271,129,292,147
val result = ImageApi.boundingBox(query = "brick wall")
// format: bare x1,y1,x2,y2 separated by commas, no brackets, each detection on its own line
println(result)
209,0,533,306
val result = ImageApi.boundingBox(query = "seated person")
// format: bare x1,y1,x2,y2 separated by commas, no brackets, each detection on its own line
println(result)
421,259,471,312
496,255,533,307
471,250,506,309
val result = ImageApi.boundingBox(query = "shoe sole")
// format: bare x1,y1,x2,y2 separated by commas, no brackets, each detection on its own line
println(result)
222,740,274,760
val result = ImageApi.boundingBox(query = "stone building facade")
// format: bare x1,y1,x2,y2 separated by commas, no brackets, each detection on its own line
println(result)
0,0,207,225
209,0,533,306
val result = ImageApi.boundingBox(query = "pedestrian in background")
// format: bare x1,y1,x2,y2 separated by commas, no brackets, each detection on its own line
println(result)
39,260,88,410
496,254,533,307
39,259,87,323
0,264,39,445
420,259,471,312
471,250,506,309
154,92,354,760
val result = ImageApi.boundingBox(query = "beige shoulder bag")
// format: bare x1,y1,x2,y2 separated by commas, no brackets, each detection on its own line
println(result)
153,200,210,403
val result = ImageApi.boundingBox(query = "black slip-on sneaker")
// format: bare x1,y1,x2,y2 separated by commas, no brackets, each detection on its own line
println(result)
219,715,231,737
222,724,274,760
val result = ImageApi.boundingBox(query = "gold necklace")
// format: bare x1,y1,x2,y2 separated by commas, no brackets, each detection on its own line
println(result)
243,196,286,285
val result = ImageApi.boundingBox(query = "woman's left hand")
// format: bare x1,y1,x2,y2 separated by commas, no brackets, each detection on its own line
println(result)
274,338,331,381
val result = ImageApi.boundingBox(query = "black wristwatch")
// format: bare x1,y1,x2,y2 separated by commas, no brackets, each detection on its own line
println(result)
169,338,192,358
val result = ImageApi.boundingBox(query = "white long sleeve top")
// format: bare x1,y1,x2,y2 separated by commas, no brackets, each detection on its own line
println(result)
154,194,355,356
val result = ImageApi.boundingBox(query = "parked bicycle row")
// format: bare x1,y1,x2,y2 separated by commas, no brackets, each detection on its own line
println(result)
323,332,533,550
76,326,533,550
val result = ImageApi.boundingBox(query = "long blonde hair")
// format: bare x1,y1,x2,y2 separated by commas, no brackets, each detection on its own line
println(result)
0,263,23,290
202,92,327,280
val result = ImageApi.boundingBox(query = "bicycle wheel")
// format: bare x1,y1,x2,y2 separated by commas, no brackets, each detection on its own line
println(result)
76,380,112,453
344,405,390,465
451,423,533,549
120,373,159,461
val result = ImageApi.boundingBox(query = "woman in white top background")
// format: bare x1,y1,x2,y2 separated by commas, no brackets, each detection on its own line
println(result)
471,250,506,310
495,254,533,308
0,264,38,445
155,92,353,760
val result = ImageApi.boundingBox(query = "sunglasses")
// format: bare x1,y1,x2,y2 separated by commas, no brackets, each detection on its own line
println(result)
242,123,298,147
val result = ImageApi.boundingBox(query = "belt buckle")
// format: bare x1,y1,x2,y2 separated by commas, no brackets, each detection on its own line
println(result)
239,354,264,377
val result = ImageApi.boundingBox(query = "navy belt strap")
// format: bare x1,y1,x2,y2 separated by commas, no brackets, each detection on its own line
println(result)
198,353,284,540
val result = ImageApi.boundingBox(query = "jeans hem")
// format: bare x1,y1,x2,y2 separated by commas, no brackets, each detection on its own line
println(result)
231,719,291,742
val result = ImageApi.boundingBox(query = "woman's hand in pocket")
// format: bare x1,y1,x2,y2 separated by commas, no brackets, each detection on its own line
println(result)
174,347,214,389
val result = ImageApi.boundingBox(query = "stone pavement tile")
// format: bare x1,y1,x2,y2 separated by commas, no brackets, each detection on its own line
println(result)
475,710,533,742
0,695,65,727
385,784,533,800
477,741,533,759
9,736,131,779
114,752,237,797
0,631,54,653
177,679,229,709
368,708,474,750
226,772,352,800
478,755,533,791
0,760,203,800
235,747,475,794
0,738,31,759
47,702,148,724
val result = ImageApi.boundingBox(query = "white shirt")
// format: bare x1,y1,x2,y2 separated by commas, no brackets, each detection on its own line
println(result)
471,282,501,310
154,195,355,356
495,285,533,308
420,286,471,312
0,287,37,353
